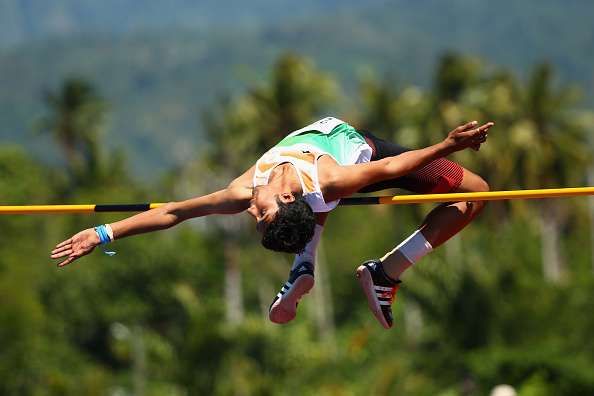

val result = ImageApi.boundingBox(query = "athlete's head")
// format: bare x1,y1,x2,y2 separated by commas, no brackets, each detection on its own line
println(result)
261,196,315,254
248,187,315,254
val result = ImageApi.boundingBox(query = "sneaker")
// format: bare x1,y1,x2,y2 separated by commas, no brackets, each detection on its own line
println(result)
356,259,401,329
269,262,315,324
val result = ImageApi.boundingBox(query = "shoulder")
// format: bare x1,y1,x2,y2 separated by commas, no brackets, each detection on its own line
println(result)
225,185,253,200
228,164,256,189
318,163,349,201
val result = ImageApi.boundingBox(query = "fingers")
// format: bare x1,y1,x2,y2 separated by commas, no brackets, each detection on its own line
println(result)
457,122,494,138
50,235,78,264
55,238,72,249
58,256,77,268
51,249,72,259
448,120,493,152
472,132,488,145
51,242,72,256
470,128,490,150
470,122,494,135
454,120,479,133
477,121,494,133
51,230,96,268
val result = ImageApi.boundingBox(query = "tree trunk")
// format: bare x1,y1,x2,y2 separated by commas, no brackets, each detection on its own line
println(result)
224,240,244,324
404,301,423,345
540,205,564,282
132,325,146,396
310,242,336,349
257,280,274,321
445,233,462,264
589,169,594,275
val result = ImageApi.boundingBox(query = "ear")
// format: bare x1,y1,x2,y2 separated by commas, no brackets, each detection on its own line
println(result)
279,192,296,203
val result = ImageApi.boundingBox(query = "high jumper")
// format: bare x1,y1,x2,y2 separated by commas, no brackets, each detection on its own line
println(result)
50,117,493,329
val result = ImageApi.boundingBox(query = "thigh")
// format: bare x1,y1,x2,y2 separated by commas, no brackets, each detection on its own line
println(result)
452,167,489,193
358,131,464,194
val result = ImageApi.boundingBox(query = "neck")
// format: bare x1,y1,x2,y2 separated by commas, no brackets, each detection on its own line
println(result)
269,163,303,195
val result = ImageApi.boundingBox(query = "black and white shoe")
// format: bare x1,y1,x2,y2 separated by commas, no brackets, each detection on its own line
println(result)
356,259,401,329
269,262,315,324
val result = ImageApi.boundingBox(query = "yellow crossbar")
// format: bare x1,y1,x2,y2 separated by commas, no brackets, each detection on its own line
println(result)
0,203,165,215
1,187,594,214
376,187,594,205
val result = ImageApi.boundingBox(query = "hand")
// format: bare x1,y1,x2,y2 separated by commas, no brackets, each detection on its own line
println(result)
444,120,494,153
50,228,101,267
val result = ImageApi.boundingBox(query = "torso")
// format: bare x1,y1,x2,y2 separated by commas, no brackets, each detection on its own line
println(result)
315,155,341,195
251,117,372,212
253,144,343,212
270,155,340,194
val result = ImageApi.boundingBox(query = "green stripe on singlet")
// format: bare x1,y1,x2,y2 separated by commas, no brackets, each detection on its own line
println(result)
274,123,367,166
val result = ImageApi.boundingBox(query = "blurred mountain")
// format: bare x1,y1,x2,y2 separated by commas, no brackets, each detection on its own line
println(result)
0,0,384,49
1,0,592,178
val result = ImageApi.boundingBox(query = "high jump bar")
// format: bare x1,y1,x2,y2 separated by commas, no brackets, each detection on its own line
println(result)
1,187,594,214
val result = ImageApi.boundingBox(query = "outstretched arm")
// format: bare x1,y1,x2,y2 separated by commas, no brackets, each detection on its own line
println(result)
109,187,251,239
51,166,255,267
326,121,493,199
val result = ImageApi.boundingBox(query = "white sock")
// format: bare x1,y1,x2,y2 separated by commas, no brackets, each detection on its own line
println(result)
381,229,433,265
291,224,323,271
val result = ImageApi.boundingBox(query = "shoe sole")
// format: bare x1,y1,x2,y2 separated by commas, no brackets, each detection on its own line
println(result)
356,265,391,329
269,274,315,324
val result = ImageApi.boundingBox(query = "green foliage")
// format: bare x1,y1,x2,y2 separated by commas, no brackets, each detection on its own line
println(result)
1,52,593,395
36,77,109,188
2,1,594,180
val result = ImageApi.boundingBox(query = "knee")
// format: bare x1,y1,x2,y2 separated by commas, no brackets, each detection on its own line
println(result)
458,169,490,194
471,175,490,193
471,176,489,211
458,172,489,212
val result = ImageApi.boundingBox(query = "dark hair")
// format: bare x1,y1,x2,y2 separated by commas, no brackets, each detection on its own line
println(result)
261,196,316,254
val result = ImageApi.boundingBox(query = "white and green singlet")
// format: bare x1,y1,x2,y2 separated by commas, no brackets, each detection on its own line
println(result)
254,117,372,212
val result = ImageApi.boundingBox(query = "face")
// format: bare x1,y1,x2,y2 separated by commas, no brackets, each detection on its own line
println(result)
247,186,295,233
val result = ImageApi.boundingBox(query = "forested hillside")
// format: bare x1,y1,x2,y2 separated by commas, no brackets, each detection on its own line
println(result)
1,0,593,177
2,2,594,394
0,0,384,48
1,52,593,395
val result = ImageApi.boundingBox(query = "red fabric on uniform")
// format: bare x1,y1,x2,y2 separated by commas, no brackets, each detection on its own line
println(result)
358,132,465,194
413,158,464,194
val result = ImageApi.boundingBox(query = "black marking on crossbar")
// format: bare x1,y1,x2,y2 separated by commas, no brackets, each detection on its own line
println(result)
95,204,153,212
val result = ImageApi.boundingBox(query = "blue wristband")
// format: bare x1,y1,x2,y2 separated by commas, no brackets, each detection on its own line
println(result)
94,225,111,244
94,225,116,256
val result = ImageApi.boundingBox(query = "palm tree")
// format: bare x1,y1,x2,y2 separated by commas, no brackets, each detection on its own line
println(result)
518,63,591,281
583,112,594,274
37,77,107,187
426,59,591,282
357,75,404,136
590,168,594,274
181,53,338,327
